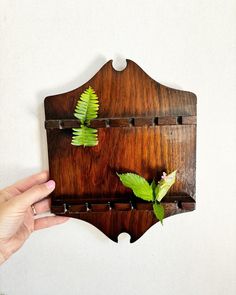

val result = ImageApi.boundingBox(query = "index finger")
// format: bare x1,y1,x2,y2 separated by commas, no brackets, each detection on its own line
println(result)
1,171,49,201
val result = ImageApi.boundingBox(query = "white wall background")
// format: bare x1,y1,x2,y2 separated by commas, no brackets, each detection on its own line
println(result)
0,1,236,294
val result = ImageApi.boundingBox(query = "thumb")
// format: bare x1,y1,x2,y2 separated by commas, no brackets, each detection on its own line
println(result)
12,180,55,210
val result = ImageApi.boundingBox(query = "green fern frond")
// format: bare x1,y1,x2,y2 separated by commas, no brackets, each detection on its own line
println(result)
72,126,98,147
74,86,99,125
71,86,99,147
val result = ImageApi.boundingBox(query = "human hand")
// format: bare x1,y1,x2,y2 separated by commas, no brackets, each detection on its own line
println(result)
0,171,69,265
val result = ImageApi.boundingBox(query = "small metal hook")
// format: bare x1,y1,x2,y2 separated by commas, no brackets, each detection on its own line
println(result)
85,202,90,211
59,120,64,130
105,119,110,128
130,201,134,210
63,203,67,213
129,118,134,127
108,202,112,210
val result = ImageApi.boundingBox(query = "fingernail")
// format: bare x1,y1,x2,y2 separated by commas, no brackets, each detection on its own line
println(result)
46,180,55,189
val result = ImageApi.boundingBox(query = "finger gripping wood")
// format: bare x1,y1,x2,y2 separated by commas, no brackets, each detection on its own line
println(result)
44,59,197,243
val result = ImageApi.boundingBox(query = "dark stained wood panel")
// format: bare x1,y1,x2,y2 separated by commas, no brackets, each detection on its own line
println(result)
44,59,197,242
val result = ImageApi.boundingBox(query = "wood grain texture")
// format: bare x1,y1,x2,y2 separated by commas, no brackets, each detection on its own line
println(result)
44,59,197,242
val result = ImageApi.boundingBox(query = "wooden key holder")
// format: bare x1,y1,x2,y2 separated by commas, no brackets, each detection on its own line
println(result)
44,59,197,242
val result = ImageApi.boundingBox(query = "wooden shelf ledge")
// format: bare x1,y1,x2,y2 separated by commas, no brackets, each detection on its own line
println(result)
51,195,195,214
45,115,197,130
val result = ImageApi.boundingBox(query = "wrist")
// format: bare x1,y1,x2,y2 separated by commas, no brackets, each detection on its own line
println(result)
0,250,6,265
0,242,10,265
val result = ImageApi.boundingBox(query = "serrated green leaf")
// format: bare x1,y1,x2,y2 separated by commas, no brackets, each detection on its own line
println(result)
155,170,177,202
151,179,156,191
117,173,153,201
151,179,157,201
153,202,165,224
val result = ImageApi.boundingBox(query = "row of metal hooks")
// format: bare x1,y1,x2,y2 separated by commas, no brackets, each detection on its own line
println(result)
53,200,185,214
45,115,197,130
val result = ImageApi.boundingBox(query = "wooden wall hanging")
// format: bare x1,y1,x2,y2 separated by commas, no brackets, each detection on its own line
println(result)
44,59,197,242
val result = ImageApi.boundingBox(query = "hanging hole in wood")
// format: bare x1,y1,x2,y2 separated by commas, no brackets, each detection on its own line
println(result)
112,57,127,71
